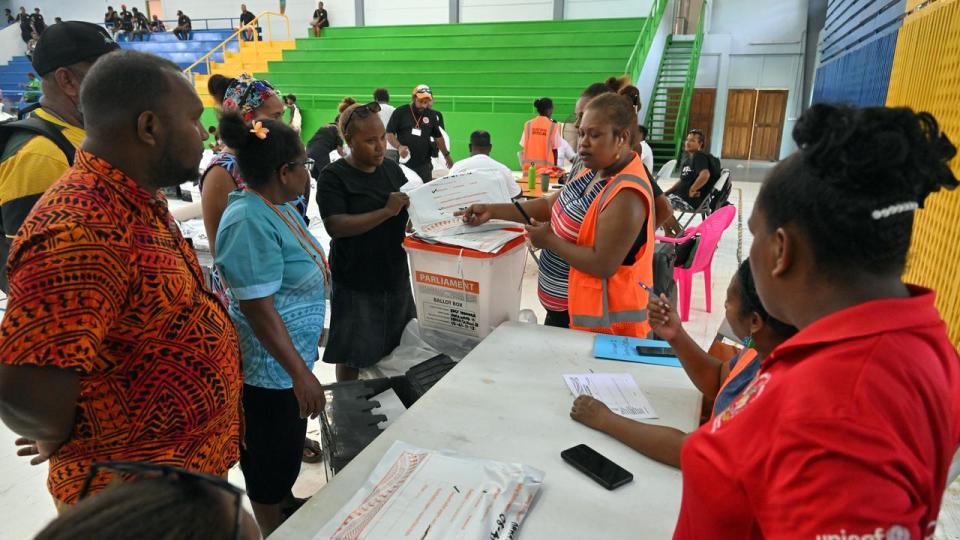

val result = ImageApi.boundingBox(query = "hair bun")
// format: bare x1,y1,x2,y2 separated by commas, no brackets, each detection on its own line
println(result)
207,75,235,105
217,112,253,151
793,103,958,204
338,96,357,113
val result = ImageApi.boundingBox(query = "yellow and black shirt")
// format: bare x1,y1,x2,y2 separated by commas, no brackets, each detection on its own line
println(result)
0,108,84,242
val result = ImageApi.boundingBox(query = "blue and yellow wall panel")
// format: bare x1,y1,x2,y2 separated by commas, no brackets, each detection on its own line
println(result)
887,0,960,346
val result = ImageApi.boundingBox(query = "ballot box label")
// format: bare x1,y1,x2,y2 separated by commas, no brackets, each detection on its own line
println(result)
416,271,481,337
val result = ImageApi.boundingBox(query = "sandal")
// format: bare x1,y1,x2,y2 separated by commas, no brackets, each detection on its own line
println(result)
302,437,323,463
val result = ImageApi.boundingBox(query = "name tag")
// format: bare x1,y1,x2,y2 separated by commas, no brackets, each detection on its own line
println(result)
411,128,422,137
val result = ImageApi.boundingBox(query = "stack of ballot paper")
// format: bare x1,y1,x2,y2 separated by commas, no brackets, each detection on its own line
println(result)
407,170,524,253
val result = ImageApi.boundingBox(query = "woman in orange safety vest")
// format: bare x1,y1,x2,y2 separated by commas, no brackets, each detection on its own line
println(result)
461,91,653,337
568,258,796,468
520,97,560,173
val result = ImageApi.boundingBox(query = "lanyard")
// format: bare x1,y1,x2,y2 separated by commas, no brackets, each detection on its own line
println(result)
253,191,330,287
410,106,424,130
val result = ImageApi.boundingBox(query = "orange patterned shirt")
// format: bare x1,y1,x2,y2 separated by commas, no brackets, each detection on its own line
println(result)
0,150,242,503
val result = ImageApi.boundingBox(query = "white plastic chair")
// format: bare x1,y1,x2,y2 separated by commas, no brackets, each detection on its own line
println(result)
655,159,677,182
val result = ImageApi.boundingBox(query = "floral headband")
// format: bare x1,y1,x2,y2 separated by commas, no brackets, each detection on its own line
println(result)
221,73,278,123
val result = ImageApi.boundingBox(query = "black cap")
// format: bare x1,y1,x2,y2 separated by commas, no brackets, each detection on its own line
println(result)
470,130,492,147
32,21,119,76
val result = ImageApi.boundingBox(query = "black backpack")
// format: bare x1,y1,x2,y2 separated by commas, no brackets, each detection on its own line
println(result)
0,114,76,292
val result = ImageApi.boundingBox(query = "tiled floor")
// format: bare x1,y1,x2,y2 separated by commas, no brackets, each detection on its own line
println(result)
1,170,958,539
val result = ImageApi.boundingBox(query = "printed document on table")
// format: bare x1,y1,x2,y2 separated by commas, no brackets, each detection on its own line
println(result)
407,170,512,236
314,441,544,540
563,373,658,419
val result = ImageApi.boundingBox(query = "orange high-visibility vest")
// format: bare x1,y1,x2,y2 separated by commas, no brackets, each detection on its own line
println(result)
521,115,557,173
568,153,655,337
710,348,759,420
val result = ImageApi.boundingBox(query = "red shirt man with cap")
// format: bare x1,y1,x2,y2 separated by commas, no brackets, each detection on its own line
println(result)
386,84,453,182
0,21,119,291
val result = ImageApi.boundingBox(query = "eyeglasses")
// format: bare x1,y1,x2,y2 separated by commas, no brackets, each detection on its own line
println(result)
284,157,315,172
79,461,245,540
342,101,382,135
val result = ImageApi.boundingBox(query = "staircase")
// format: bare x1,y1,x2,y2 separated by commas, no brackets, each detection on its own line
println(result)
0,56,34,104
120,29,237,73
194,39,295,105
644,8,705,167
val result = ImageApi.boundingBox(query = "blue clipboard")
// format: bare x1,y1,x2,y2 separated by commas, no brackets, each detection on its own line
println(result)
593,334,682,368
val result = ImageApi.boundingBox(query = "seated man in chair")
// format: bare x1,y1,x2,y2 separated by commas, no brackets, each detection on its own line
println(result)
663,129,719,235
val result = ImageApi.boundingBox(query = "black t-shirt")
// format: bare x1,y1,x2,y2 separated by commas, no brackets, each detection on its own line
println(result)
178,14,191,26
240,11,255,25
134,12,149,30
119,10,133,30
306,125,342,174
676,151,715,206
386,104,443,168
30,13,44,29
104,11,119,24
313,9,329,26
318,158,409,292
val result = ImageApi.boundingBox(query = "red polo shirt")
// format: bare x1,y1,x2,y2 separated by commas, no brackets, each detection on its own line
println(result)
674,287,960,539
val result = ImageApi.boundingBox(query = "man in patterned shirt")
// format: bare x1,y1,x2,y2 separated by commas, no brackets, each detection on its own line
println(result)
0,50,242,508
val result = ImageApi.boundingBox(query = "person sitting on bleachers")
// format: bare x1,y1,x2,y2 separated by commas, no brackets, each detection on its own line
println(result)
239,4,256,40
19,72,40,101
449,130,520,199
174,10,192,40
104,6,120,35
117,4,134,39
131,7,150,41
151,14,166,32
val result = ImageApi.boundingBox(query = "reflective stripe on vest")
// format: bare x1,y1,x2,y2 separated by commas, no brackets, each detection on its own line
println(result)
569,161,655,331
521,116,556,170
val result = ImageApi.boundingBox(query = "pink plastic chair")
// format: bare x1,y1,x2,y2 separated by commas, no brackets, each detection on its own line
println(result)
655,205,736,321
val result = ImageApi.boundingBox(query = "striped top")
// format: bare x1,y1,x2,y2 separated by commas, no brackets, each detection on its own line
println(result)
537,170,607,312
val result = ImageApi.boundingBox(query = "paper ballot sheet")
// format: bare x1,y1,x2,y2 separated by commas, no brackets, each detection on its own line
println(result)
407,170,516,245
315,441,544,540
563,373,658,419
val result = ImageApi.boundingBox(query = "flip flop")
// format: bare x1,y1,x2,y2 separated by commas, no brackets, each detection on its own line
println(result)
302,437,323,463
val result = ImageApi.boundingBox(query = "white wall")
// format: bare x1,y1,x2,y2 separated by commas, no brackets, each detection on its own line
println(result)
0,0,355,33
565,0,647,19
0,0,106,24
0,19,24,65
462,0,550,22
699,0,808,159
364,0,446,25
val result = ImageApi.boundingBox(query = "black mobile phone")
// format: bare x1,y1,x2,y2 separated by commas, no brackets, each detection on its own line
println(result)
635,345,675,358
561,444,633,490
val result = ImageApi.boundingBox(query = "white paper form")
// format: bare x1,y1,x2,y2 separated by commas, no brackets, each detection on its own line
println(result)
407,170,511,236
563,373,658,419
315,441,544,540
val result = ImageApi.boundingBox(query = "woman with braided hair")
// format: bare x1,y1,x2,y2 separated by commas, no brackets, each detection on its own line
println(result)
674,104,960,539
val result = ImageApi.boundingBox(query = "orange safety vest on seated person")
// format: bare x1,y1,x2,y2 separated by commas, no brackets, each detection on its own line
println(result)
568,153,655,337
521,115,557,173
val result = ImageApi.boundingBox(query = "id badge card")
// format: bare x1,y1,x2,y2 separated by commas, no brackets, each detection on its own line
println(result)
411,128,422,137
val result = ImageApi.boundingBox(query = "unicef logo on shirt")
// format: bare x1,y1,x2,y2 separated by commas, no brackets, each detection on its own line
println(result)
423,116,430,124
814,526,911,540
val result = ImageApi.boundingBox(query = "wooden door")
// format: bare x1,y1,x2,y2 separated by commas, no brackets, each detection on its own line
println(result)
722,90,757,159
688,88,716,152
752,90,788,161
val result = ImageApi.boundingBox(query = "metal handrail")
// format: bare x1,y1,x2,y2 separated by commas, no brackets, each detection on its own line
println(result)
183,11,291,83
670,5,706,152
625,0,669,83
